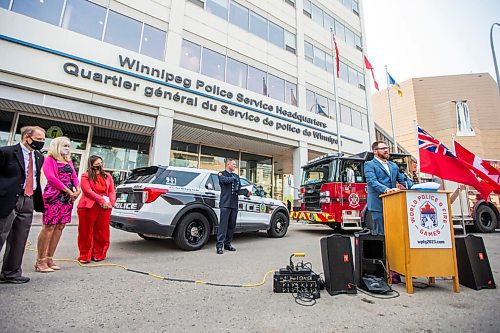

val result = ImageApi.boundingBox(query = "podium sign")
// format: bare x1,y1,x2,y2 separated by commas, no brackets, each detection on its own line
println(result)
382,190,459,294
406,192,452,249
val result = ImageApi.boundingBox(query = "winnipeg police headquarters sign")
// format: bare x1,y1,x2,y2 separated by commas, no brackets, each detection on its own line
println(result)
406,192,452,249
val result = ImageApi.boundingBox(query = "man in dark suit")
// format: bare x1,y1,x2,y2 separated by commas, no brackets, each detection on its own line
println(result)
364,141,413,236
0,126,46,284
216,158,250,254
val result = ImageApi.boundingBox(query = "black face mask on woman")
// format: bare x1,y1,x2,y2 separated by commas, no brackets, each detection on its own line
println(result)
92,166,103,172
28,137,45,151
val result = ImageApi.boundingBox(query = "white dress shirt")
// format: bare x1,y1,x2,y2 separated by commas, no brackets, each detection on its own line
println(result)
20,143,37,191
374,156,390,175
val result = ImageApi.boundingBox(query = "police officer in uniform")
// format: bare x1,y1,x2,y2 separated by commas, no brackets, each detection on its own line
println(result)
217,158,250,254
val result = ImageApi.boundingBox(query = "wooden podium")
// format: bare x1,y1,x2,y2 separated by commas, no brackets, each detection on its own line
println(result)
381,190,460,294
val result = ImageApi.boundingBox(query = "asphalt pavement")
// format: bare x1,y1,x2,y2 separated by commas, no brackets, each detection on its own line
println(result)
1,221,499,333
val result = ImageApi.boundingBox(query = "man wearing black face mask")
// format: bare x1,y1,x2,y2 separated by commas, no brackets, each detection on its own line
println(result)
0,125,46,284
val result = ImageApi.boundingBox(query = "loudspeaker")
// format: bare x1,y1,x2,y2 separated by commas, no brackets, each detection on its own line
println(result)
320,234,356,295
354,232,386,290
455,235,496,290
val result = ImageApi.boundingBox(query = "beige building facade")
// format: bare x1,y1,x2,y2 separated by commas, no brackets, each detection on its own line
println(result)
372,73,500,161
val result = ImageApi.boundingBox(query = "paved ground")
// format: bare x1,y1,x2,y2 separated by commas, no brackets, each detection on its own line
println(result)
1,221,499,333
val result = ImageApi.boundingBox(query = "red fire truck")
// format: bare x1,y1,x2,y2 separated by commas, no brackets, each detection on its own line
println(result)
290,151,412,230
291,151,499,233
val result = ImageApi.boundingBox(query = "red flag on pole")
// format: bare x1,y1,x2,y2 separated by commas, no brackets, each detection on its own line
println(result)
332,34,340,78
418,126,493,200
454,141,500,191
364,55,380,91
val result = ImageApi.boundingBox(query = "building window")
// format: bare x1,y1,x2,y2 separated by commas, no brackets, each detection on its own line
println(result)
311,4,323,27
340,104,351,126
285,81,298,106
267,74,285,102
61,0,106,40
201,47,226,81
104,10,142,52
313,47,326,70
339,62,348,81
284,30,296,53
206,0,228,20
306,89,315,113
328,99,336,119
351,109,362,129
269,21,284,48
303,0,312,17
324,13,335,32
0,111,14,147
170,141,199,168
315,94,328,117
345,28,356,47
348,67,359,86
304,41,314,63
140,24,166,60
12,0,65,26
200,146,239,172
249,11,268,40
334,20,345,41
229,1,248,30
0,0,9,9
247,66,267,96
226,57,247,89
90,127,150,171
240,152,272,195
180,40,201,72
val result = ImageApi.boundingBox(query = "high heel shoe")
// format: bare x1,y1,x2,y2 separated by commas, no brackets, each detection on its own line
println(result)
46,257,61,270
34,258,55,273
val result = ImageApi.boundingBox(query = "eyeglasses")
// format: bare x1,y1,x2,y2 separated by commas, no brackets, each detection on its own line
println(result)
376,147,389,150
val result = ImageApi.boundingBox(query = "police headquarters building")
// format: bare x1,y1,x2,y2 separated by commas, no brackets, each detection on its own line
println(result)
0,0,373,202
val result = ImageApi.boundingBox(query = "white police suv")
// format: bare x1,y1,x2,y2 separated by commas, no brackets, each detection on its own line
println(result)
110,166,289,251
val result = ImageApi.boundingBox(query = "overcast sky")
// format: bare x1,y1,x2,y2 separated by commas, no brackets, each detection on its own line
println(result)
362,0,500,90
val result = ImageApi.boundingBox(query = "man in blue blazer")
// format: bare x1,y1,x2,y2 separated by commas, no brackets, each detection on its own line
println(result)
364,141,413,235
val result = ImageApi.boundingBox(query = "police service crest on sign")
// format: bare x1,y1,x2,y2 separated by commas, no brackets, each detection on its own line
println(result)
348,193,360,208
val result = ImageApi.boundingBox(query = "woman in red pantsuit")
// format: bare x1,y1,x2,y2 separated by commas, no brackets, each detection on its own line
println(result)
77,155,115,263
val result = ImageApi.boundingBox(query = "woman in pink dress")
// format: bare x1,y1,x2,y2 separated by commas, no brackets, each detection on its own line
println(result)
35,137,81,272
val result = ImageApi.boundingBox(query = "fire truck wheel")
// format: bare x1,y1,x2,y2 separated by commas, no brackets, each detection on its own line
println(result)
328,224,341,231
474,205,498,233
267,212,289,238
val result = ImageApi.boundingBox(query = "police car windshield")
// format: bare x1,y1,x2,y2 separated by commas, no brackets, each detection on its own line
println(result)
124,167,198,186
302,163,332,185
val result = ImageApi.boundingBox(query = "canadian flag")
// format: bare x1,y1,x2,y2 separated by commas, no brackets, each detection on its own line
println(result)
454,141,500,192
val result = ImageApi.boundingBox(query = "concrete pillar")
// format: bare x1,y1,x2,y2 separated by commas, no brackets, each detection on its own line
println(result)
292,141,308,201
151,107,174,166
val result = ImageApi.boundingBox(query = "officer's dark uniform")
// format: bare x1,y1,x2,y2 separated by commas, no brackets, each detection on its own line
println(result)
217,170,241,251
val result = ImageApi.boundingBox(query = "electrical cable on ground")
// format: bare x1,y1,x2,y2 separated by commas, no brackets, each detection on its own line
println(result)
25,241,275,288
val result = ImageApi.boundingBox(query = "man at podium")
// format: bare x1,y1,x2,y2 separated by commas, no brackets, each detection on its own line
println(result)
364,141,413,235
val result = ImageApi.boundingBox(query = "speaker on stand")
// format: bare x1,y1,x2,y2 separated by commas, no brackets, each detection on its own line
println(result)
320,234,356,295
455,235,496,290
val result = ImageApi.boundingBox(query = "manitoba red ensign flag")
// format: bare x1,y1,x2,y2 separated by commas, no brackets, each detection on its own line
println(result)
418,126,493,199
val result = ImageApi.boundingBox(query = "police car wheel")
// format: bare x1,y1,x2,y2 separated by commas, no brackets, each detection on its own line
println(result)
174,212,210,251
267,212,288,238
474,205,497,233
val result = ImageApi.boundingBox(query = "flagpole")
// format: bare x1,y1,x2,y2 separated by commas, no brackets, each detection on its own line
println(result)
452,134,467,236
330,28,342,154
385,65,397,152
413,120,421,183
360,50,373,147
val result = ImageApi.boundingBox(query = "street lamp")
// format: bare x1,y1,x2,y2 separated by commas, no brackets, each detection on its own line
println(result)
491,23,500,94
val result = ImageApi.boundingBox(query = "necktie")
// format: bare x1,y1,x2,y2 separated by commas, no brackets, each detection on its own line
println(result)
25,152,34,197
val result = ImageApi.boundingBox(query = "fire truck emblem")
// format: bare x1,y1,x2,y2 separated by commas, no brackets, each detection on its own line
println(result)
348,193,360,208
420,202,438,230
